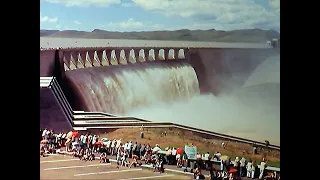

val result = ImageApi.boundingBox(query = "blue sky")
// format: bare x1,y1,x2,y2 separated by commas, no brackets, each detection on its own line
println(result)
40,0,280,32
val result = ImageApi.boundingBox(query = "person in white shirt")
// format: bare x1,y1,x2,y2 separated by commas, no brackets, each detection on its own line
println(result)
92,135,97,152
61,133,66,139
106,140,111,153
79,135,84,142
171,147,176,156
124,142,128,152
111,139,116,155
127,141,132,156
213,152,221,161
56,133,62,146
246,159,253,178
204,152,210,170
61,133,66,145
259,158,267,179
42,129,47,138
240,157,246,177
116,139,122,153
176,153,182,168
82,134,87,145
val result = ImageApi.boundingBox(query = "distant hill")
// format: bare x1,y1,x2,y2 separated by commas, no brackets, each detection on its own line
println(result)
40,30,59,36
40,28,280,43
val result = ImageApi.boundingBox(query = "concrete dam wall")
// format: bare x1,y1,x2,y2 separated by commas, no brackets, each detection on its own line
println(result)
40,47,279,102
40,42,280,144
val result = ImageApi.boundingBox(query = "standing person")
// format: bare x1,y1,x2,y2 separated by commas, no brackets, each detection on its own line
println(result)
82,134,87,147
251,160,257,179
246,159,253,178
145,143,151,152
124,142,129,154
92,135,97,152
116,139,122,155
106,139,111,154
234,157,240,177
42,128,47,139
132,142,137,156
196,152,202,169
127,141,132,155
87,134,92,149
171,147,177,165
166,147,172,165
240,157,246,177
140,144,146,158
259,158,267,179
225,157,231,172
213,151,221,161
204,152,211,170
136,143,141,157
111,139,116,155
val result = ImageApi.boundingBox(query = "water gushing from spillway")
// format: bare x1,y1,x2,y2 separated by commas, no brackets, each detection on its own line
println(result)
127,55,280,145
64,62,200,114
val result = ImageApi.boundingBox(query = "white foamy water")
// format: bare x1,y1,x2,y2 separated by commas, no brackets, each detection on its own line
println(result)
127,55,280,145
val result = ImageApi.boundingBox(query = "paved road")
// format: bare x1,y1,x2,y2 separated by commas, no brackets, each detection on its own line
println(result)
40,154,260,180
40,155,191,180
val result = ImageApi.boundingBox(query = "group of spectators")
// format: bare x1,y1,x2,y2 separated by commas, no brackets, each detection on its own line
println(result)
39,129,280,180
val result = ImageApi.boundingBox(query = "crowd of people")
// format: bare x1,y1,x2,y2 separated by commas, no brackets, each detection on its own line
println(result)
40,129,280,180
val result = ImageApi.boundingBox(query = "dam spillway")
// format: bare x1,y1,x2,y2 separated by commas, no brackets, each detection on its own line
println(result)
40,38,280,147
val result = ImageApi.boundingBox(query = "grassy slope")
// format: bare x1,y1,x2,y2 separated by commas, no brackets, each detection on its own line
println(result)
98,127,280,168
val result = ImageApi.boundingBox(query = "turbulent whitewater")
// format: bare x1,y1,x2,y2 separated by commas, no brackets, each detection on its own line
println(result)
127,55,280,145
64,54,280,145
64,62,200,114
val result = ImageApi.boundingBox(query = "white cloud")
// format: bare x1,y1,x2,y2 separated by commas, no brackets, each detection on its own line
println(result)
269,0,280,13
40,0,120,7
74,21,81,25
101,17,275,32
41,0,280,32
121,3,134,7
103,18,145,31
132,0,280,31
40,12,58,23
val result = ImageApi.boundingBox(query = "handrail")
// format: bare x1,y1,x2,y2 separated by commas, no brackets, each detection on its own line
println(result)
73,112,152,122
52,78,73,114
50,80,73,127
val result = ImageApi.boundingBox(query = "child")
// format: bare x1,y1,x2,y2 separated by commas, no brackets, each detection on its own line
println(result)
154,158,164,173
